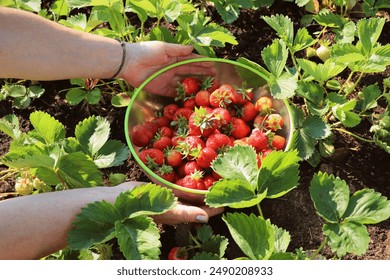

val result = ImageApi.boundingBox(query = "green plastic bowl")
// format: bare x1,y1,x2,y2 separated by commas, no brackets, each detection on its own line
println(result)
125,58,294,204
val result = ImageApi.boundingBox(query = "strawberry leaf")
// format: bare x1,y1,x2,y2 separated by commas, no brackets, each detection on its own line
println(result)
57,152,103,188
75,115,110,157
115,217,161,260
343,189,390,224
68,200,121,250
223,213,275,260
323,222,370,258
191,251,222,260
200,234,229,258
0,114,21,140
29,111,65,144
211,145,258,187
309,172,350,223
206,178,267,208
93,139,129,168
257,150,300,198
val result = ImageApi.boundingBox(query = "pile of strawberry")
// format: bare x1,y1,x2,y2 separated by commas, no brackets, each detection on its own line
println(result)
131,76,287,191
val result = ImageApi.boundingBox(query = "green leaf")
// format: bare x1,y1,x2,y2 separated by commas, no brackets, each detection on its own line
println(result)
93,140,129,168
331,43,366,64
108,173,127,186
57,152,103,188
114,183,176,219
262,39,288,77
309,172,350,223
334,21,356,44
357,17,385,56
262,14,294,45
28,85,45,98
356,84,381,112
29,111,66,144
205,178,266,208
66,88,86,106
343,189,390,224
191,251,222,260
273,225,291,253
2,154,55,170
223,213,274,260
268,71,298,99
292,28,315,53
201,234,229,258
115,217,161,260
68,200,121,250
196,224,213,243
297,59,347,85
111,92,131,107
211,145,258,186
86,88,101,105
0,114,21,140
302,115,332,140
313,11,346,28
332,99,361,127
290,129,317,160
75,116,110,156
323,222,370,257
258,150,300,198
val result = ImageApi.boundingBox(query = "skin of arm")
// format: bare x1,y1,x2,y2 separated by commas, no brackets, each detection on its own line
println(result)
0,182,224,260
0,7,216,96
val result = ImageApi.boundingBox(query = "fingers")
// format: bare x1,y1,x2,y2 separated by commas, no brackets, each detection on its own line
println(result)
151,204,225,226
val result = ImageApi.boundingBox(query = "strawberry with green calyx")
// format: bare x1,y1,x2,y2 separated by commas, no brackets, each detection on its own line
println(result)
201,76,220,93
183,161,203,176
229,117,251,139
183,97,196,109
152,114,170,128
131,123,153,147
209,88,233,108
188,107,218,137
152,132,172,151
176,170,205,190
254,96,273,115
235,101,259,122
203,174,217,190
163,103,180,121
167,246,188,260
195,90,211,107
176,77,202,100
212,107,231,127
164,147,182,167
253,114,266,129
265,113,284,132
271,134,286,151
138,148,164,169
176,136,205,160
156,164,176,183
205,132,232,152
247,128,268,152
193,146,218,168
316,41,331,62
172,107,194,122
158,126,173,138
14,176,34,196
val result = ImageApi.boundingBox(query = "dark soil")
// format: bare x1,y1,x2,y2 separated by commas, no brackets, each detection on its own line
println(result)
1,1,389,260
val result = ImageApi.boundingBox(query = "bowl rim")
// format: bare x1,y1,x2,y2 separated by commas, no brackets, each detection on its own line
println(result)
125,57,294,195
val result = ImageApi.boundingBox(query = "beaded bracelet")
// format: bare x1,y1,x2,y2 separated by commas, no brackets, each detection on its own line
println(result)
109,39,126,79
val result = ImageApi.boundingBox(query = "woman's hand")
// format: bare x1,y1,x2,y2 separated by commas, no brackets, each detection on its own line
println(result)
120,41,217,96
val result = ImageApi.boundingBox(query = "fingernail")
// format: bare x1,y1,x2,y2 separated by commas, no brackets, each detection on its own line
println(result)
195,215,208,223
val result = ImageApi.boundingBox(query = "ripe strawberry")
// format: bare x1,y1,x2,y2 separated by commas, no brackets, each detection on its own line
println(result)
176,136,205,160
209,88,233,108
195,147,218,168
203,175,217,190
152,115,170,128
156,164,176,183
247,128,268,152
165,148,182,167
183,161,203,176
178,77,202,97
173,107,193,122
163,103,179,121
202,76,220,93
131,123,153,147
152,135,172,151
271,134,286,150
167,247,188,260
212,107,231,127
253,115,266,129
177,171,205,190
205,133,232,151
159,126,173,138
138,148,164,168
254,96,273,114
238,101,259,122
265,113,284,131
219,83,242,104
188,107,217,137
183,97,196,109
230,117,251,139
195,90,211,107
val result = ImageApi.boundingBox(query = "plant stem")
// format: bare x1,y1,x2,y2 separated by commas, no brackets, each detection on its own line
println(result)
256,203,264,218
310,237,327,260
333,127,375,143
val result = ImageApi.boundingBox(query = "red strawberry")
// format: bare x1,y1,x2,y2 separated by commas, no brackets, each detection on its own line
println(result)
195,90,211,107
173,107,193,122
183,97,196,109
203,175,217,190
230,117,251,139
209,88,233,108
138,148,164,168
131,123,153,147
152,116,170,128
163,103,180,121
265,113,284,131
159,126,173,138
152,135,172,151
171,135,185,147
239,101,259,122
212,107,231,127
188,107,217,137
219,83,242,104
177,171,205,190
202,76,220,93
206,133,232,151
195,147,218,168
142,121,159,137
183,161,202,176
247,128,268,152
165,148,182,167
271,134,286,150
167,247,188,260
178,77,202,96
156,164,176,183
254,96,273,114
253,115,266,129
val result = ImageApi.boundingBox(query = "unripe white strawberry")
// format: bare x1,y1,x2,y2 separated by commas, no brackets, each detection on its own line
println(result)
32,177,46,191
14,177,34,196
316,44,330,62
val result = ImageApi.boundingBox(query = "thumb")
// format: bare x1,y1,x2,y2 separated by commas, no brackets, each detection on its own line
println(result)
151,204,225,226
163,42,194,57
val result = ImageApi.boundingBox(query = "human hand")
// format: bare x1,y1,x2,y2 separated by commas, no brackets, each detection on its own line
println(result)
151,203,225,225
119,41,217,96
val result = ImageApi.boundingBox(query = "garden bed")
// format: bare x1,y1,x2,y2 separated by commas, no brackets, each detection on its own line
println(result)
1,1,389,260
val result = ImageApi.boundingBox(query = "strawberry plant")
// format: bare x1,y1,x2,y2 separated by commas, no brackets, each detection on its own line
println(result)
0,111,129,190
0,81,45,109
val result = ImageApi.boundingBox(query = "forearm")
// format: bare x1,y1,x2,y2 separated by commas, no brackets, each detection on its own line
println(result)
0,7,121,81
0,182,142,260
